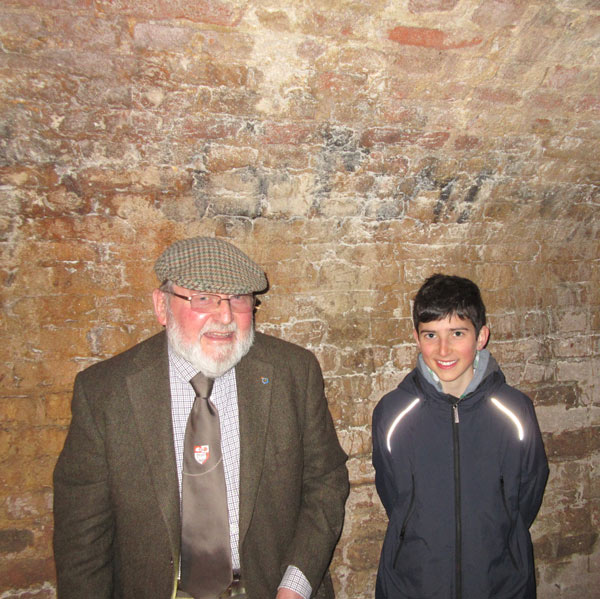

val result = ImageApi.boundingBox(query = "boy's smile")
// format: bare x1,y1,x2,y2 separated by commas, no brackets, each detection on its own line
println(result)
414,314,489,398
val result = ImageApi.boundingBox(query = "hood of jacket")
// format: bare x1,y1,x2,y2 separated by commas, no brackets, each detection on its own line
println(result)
411,349,506,408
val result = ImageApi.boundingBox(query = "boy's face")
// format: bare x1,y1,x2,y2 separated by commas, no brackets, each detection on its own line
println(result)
413,314,490,398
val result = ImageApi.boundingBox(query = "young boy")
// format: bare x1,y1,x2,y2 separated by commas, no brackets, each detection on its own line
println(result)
372,274,549,599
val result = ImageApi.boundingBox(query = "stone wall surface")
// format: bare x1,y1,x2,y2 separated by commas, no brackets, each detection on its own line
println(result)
0,0,598,597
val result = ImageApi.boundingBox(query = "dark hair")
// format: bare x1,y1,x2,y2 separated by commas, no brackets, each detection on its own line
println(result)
413,274,486,335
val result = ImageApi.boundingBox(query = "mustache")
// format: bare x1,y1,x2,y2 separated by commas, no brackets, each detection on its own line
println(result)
199,323,238,334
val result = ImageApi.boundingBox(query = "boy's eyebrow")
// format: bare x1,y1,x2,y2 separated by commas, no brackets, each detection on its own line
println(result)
418,326,471,333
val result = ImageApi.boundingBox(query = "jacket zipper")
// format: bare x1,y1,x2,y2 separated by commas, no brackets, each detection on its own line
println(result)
452,400,462,599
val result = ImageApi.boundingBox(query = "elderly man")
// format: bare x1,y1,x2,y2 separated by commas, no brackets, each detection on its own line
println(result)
53,236,349,599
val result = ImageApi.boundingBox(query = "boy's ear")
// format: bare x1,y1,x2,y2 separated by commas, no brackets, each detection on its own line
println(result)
476,325,490,350
412,328,420,346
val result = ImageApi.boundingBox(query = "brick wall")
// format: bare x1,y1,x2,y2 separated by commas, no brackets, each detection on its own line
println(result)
1,1,598,597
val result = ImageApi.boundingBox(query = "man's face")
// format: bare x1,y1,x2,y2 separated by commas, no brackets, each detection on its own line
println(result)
153,284,255,377
413,313,489,398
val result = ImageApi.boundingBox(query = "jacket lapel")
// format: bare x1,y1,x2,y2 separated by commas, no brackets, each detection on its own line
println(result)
127,333,181,561
236,347,273,546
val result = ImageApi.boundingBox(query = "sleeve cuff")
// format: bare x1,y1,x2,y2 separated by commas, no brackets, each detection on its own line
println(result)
278,565,313,599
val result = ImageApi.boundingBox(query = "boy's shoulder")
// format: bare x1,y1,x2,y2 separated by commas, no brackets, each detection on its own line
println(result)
476,355,539,420
373,368,421,420
491,378,538,416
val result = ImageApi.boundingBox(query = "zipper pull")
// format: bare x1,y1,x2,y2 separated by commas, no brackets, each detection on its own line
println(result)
453,404,459,423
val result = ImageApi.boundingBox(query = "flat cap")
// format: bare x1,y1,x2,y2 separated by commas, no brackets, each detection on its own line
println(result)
154,236,267,294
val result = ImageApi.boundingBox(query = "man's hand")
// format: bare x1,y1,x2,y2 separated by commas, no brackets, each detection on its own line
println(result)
276,588,304,599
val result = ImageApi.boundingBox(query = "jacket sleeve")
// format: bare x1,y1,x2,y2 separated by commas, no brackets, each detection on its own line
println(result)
53,373,114,599
282,353,349,593
519,398,549,528
372,401,399,518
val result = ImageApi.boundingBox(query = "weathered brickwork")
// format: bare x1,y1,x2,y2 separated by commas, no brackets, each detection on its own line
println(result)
0,1,598,597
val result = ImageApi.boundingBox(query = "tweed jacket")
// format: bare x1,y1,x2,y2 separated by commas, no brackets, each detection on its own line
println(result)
53,331,349,599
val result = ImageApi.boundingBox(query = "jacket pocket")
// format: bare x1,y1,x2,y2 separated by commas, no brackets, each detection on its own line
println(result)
500,475,519,570
393,474,416,570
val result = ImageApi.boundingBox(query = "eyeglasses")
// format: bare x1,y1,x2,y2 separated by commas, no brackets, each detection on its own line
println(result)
165,290,256,313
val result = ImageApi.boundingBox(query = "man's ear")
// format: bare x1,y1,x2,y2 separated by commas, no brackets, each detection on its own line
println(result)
152,288,168,326
477,325,490,350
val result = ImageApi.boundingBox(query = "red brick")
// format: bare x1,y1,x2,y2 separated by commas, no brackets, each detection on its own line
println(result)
8,357,86,391
2,489,53,522
254,7,290,31
0,13,47,54
361,128,415,147
0,397,44,425
2,0,91,7
95,0,246,26
313,71,367,98
39,50,136,79
47,14,120,52
0,588,55,599
43,392,73,424
472,0,528,29
543,427,600,461
133,22,194,51
297,38,325,61
556,532,598,559
1,428,67,462
298,9,358,38
476,87,521,105
174,60,257,88
388,26,482,50
260,122,316,145
194,87,260,117
2,456,56,491
525,384,579,409
0,529,35,554
454,135,481,150
180,116,244,141
0,556,55,588
576,94,600,114
528,91,567,112
389,26,445,48
545,65,584,90
409,0,459,11
420,131,451,149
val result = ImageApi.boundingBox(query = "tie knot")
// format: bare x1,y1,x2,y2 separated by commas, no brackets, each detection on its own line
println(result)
190,373,214,399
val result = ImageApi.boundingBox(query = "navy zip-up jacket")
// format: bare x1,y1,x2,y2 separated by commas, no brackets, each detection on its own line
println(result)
372,351,548,599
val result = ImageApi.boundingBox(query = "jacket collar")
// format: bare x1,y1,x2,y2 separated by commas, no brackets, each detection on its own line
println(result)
414,349,502,404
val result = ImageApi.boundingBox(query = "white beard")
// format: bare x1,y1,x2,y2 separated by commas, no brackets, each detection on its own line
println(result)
165,312,255,378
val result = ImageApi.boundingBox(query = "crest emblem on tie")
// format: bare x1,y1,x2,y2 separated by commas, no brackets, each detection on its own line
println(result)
194,445,210,465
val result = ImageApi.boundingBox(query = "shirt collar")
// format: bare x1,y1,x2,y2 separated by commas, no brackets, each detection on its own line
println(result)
168,345,198,383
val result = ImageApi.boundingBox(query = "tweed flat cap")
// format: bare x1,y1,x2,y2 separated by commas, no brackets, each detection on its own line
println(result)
154,236,267,294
